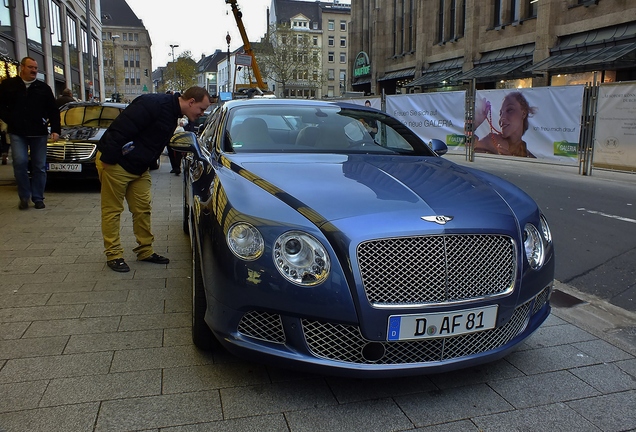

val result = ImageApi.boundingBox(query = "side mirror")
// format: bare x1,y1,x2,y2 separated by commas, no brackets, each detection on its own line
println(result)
169,131,203,158
428,138,448,156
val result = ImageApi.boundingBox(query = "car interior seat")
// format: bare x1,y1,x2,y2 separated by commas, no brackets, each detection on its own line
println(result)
295,126,320,147
231,117,275,149
314,124,350,149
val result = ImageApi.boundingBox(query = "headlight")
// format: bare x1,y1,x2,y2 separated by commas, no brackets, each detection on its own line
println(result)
524,223,545,270
274,231,330,286
540,213,552,244
227,223,264,260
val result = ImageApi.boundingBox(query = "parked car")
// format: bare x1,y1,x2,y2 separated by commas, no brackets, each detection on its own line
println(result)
47,101,160,178
169,98,555,378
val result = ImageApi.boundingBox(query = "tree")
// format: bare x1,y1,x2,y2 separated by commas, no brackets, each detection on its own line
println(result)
164,51,198,93
254,24,324,98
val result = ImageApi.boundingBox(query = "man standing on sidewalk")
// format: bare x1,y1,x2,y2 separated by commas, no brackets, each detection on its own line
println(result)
0,57,60,210
96,86,211,272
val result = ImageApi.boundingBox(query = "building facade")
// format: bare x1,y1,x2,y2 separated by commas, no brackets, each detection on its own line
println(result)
100,0,152,102
348,0,636,95
269,0,351,99
0,0,102,100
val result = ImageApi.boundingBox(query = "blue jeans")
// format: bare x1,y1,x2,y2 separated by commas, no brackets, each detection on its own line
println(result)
10,134,48,202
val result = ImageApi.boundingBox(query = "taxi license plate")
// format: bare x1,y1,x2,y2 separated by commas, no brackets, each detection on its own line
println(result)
387,305,498,341
48,163,81,172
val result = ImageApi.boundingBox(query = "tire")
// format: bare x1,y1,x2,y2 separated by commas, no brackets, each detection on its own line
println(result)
191,234,218,351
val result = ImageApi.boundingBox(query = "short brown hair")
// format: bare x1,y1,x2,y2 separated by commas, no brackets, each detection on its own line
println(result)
181,86,211,103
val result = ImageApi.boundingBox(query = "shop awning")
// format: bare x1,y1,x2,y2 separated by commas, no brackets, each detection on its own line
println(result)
352,78,372,86
378,68,416,82
406,58,463,87
526,43,636,72
454,57,533,81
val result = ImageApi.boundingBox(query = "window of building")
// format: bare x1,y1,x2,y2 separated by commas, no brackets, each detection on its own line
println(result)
340,37,347,47
328,86,334,97
25,0,43,47
135,49,140,67
67,14,79,69
123,33,127,41
527,0,538,18
0,2,12,37
134,33,139,41
340,20,347,31
328,69,335,80
328,36,335,46
50,1,63,63
313,36,318,46
128,33,133,40
123,50,128,68
339,52,346,63
313,22,318,29
328,20,335,31
328,52,334,62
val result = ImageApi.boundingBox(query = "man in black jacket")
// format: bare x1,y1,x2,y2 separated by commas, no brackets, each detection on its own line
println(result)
96,86,211,272
0,57,60,210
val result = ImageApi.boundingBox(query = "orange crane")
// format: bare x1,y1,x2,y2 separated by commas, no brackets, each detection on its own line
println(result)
225,0,269,92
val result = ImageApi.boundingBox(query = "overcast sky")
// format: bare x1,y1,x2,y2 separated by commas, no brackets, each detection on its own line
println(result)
123,0,351,68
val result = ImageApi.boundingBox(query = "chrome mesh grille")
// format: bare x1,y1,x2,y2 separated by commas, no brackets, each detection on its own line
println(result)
532,286,550,315
238,311,286,343
47,142,97,162
358,234,515,305
302,301,531,364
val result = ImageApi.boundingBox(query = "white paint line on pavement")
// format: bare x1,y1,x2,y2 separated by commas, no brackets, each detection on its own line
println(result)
577,208,636,224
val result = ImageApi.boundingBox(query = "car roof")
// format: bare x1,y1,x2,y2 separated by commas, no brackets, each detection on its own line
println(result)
60,101,128,111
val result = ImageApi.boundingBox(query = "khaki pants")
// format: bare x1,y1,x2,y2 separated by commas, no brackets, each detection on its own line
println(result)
96,152,154,261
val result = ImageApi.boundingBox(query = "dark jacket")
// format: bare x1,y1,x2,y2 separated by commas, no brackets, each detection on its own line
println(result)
98,93,182,175
0,76,61,136
55,95,75,108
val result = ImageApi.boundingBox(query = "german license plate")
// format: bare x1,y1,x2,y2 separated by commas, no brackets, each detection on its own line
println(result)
48,163,81,172
387,305,498,341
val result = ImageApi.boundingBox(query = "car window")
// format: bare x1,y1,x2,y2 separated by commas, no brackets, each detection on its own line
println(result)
61,105,124,128
224,105,435,156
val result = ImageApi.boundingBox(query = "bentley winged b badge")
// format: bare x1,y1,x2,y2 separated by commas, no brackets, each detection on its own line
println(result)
421,215,454,225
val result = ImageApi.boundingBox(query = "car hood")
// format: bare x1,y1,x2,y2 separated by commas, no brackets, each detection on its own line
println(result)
235,154,531,233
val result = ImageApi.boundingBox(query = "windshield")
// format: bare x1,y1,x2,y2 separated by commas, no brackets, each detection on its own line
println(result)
223,105,435,156
61,105,124,128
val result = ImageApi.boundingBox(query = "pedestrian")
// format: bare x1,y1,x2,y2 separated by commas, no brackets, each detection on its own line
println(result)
0,119,9,165
0,57,60,210
55,88,75,108
96,86,212,272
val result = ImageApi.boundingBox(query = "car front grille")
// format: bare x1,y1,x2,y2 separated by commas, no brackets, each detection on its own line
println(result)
47,142,97,162
238,310,286,343
302,301,531,364
357,234,516,306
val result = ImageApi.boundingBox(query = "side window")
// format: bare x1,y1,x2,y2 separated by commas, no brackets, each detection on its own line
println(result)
200,110,221,151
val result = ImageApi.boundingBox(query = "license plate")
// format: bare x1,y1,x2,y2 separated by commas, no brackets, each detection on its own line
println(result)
387,305,498,341
48,163,81,172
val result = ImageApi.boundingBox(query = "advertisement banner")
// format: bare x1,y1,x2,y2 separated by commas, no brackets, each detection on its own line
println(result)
474,87,584,164
386,92,467,154
593,82,636,171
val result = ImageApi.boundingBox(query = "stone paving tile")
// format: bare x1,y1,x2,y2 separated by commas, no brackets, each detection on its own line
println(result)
0,264,39,275
520,322,597,349
285,398,414,432
0,380,48,413
394,383,513,426
0,292,50,308
39,369,162,407
23,316,121,338
160,413,289,432
35,261,105,274
110,345,214,373
118,311,190,331
163,327,191,347
615,358,636,376
428,359,524,389
505,343,600,375
46,290,129,305
0,304,84,323
0,336,68,360
0,352,113,384
93,278,166,291
572,339,635,363
487,370,600,409
567,390,636,432
414,420,481,432
17,280,96,294
473,402,600,431
80,299,165,318
0,402,100,432
126,288,188,303
220,379,338,419
325,375,436,404
64,329,163,354
0,322,28,340
64,270,135,282
95,391,222,432
162,362,271,394
0,272,68,285
569,363,636,393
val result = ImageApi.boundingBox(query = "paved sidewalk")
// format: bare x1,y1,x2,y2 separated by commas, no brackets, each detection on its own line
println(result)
0,157,635,432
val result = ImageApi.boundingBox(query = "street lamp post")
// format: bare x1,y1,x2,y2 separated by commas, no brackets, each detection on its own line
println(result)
169,44,179,91
111,35,120,99
226,33,231,93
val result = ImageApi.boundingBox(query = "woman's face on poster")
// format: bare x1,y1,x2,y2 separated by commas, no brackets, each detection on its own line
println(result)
499,97,526,139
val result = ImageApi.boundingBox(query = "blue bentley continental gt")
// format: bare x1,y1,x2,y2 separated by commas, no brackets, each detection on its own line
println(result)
169,98,554,378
